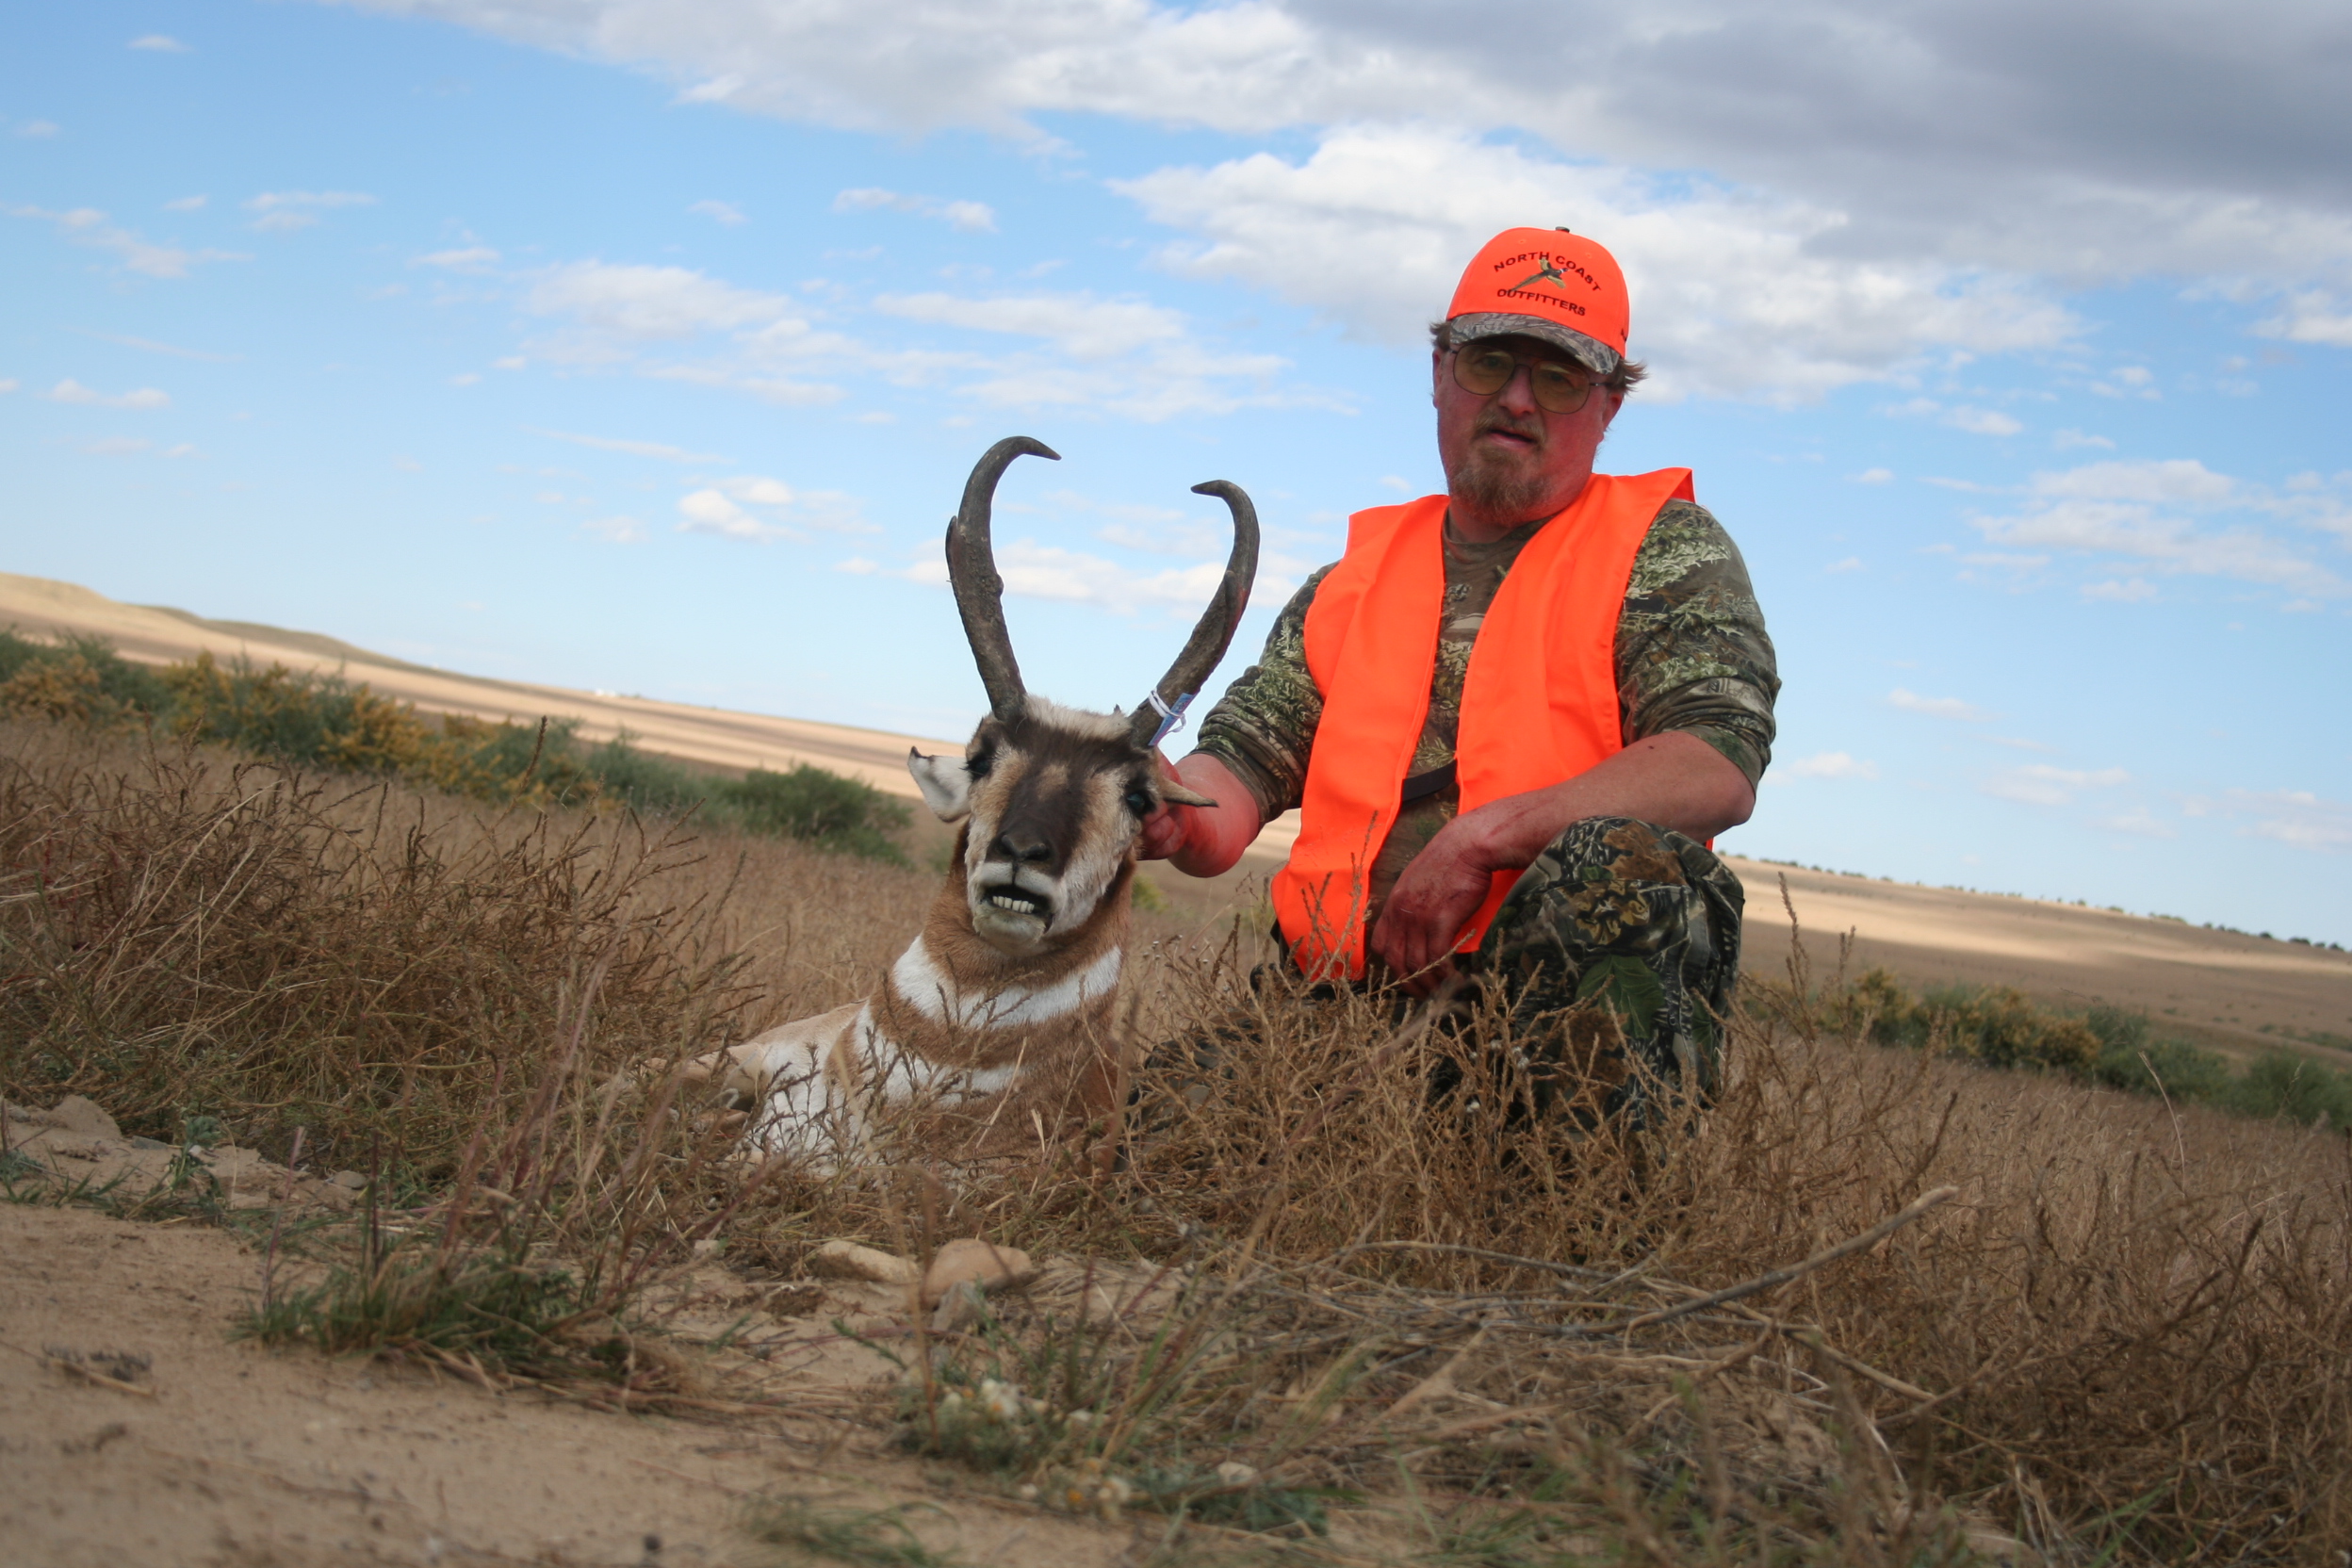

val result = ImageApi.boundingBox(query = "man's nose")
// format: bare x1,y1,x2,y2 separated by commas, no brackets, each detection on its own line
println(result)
1492,363,1543,415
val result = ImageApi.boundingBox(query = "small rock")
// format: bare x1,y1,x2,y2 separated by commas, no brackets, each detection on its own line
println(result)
1214,1460,1258,1486
327,1169,368,1191
41,1097,121,1141
921,1238,1035,1309
928,1279,987,1333
806,1240,921,1286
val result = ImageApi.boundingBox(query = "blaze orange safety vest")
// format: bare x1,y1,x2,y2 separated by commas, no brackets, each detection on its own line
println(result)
1269,468,1695,981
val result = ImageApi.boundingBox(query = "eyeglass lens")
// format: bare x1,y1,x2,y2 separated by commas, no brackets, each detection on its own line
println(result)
1452,347,1594,414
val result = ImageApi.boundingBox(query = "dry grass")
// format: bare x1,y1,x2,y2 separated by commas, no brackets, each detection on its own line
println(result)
5,718,2347,1562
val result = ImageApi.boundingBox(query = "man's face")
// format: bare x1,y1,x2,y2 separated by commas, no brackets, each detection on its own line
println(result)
1433,333,1624,534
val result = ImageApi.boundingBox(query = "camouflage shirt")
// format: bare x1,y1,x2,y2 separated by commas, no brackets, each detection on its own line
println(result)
1194,498,1778,910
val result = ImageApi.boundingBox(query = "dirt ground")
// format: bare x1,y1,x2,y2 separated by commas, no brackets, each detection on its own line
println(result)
0,1195,1175,1568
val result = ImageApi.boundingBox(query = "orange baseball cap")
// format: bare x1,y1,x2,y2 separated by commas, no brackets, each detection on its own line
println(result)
1445,226,1628,377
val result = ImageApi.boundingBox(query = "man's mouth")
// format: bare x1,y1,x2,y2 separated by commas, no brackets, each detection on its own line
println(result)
1474,416,1543,451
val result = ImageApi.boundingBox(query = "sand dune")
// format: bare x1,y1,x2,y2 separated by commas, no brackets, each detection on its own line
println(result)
7,570,2342,1055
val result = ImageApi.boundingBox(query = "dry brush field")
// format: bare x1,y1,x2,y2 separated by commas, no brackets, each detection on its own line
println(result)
3,718,2348,1565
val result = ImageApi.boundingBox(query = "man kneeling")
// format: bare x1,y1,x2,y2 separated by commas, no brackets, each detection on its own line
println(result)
1138,226,1778,1131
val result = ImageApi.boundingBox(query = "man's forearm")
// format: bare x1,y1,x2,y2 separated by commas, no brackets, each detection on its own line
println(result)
1455,731,1756,874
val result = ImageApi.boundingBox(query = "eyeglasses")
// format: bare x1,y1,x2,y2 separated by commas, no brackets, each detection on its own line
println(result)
1449,345,1600,414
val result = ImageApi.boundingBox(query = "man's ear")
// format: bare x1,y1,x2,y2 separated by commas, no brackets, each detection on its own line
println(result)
906,748,971,822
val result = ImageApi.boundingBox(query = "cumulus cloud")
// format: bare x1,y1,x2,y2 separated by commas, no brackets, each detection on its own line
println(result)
2081,577,2158,602
896,539,1270,615
1887,687,1993,722
16,120,60,139
325,0,2352,355
162,195,207,212
1118,127,2075,402
2257,290,2352,348
1889,397,2026,435
689,199,747,225
1969,458,2351,599
46,378,170,410
1850,467,1894,483
7,203,245,278
129,34,190,51
243,190,378,232
676,474,874,541
833,188,996,233
1784,751,1880,780
1982,763,2130,807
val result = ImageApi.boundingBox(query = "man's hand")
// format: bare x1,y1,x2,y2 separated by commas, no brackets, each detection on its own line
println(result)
1370,808,1509,994
1138,753,1265,876
1366,733,1757,992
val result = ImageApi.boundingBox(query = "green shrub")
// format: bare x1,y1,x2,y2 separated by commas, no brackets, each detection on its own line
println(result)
2221,1051,2352,1131
2085,1006,2233,1102
721,764,911,864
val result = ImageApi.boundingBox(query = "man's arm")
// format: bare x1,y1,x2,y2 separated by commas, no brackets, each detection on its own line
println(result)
1370,732,1752,985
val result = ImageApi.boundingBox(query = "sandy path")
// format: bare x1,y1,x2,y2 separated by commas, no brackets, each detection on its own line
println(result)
0,1202,1135,1568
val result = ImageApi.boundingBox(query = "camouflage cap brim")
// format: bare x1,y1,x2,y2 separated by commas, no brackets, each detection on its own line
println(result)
1449,312,1624,378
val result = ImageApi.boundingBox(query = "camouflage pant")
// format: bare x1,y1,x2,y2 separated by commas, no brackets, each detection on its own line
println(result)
1451,815,1745,1133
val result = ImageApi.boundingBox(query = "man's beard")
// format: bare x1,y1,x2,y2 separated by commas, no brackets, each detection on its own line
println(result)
1446,413,1552,523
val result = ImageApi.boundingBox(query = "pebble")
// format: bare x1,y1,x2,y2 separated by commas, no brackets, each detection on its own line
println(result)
805,1240,921,1286
920,1238,1035,1309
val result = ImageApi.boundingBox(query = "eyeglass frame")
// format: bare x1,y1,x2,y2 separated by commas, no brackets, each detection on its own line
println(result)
1446,342,1605,415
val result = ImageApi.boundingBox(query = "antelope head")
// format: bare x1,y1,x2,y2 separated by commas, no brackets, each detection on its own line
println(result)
906,436,1260,956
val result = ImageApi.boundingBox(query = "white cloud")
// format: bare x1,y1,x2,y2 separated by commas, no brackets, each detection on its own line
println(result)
833,188,997,233
677,474,873,541
689,199,747,226
415,245,500,268
2052,428,2114,450
583,515,648,544
2227,790,2352,853
2097,809,2177,840
528,260,794,341
1117,126,2075,404
46,378,170,410
449,372,481,386
129,34,190,51
17,121,60,139
1824,556,1864,574
1784,751,1879,781
1982,763,2129,807
81,436,153,456
0,380,16,395
1971,458,2349,599
873,288,1315,420
2081,577,2157,602
2256,290,2352,348
7,203,245,278
1888,687,1992,722
243,190,378,232
1944,406,2023,436
1850,467,1894,484
531,428,725,463
162,195,207,212
895,539,1266,615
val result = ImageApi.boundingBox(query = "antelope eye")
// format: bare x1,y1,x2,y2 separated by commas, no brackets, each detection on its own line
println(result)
967,746,994,779
1123,785,1155,817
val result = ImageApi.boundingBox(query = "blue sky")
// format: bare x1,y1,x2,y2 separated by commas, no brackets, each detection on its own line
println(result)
5,0,2349,942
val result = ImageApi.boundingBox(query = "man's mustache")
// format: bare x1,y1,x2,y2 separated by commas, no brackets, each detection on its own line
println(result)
1473,410,1545,446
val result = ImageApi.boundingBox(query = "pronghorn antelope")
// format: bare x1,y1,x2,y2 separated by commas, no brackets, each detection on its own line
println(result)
679,436,1258,1169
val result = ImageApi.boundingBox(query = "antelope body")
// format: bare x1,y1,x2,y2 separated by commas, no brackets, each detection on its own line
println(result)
685,438,1258,1169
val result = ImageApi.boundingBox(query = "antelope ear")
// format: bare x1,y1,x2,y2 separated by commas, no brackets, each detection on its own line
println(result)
907,748,971,822
1159,781,1218,808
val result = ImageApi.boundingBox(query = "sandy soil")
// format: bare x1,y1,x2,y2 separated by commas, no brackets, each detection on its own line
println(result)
0,1199,1158,1568
8,569,2344,1057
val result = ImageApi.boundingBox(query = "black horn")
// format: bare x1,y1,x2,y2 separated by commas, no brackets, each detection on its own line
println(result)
946,435,1058,722
1128,479,1260,748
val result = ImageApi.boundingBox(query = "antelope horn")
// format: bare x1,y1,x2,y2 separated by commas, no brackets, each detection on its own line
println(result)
1129,479,1260,748
946,435,1058,722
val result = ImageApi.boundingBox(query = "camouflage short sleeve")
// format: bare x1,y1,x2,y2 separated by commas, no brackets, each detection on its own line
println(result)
1192,498,1778,821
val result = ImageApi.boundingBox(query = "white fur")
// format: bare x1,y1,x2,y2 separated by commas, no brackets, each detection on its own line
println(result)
889,939,1123,1030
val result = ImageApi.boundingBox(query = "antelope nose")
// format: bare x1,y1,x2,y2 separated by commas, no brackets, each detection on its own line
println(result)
991,829,1054,865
